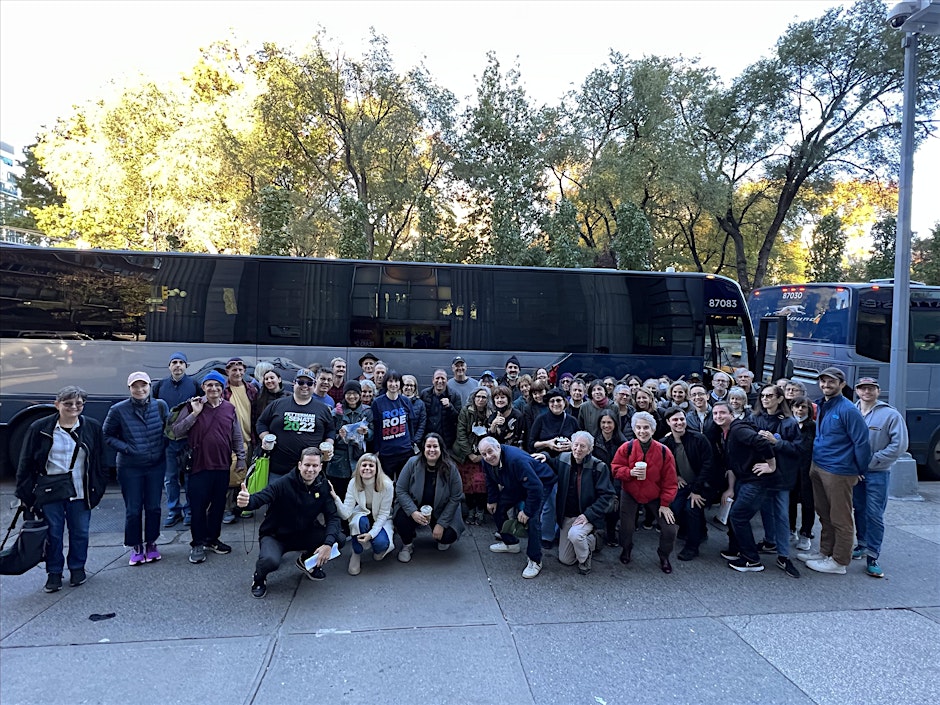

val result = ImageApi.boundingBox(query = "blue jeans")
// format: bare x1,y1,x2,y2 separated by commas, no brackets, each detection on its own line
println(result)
352,516,391,555
42,499,91,575
759,489,791,558
670,485,706,551
497,488,546,564
540,485,558,543
165,440,190,519
854,471,890,559
118,462,165,546
729,482,769,563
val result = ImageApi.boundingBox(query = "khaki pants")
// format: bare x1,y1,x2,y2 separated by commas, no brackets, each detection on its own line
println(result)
558,517,595,565
809,462,858,566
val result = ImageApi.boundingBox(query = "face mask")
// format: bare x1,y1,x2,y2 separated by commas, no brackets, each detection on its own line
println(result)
794,413,808,422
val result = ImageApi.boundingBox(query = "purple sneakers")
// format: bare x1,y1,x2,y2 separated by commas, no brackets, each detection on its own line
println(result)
129,545,146,565
145,543,162,562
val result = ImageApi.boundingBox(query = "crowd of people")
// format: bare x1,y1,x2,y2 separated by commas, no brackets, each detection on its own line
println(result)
14,351,909,596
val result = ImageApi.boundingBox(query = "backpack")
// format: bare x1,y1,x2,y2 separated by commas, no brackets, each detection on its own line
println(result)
164,400,192,441
624,440,667,465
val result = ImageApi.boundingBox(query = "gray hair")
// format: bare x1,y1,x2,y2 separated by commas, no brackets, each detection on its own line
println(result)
571,431,594,449
56,385,87,402
253,361,275,380
359,380,377,392
728,386,748,402
631,411,657,430
613,384,630,396
478,436,500,451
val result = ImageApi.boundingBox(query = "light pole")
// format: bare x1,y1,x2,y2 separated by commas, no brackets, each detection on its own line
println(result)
888,1,940,416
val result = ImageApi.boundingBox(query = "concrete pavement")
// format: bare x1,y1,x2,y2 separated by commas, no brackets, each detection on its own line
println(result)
1,481,938,705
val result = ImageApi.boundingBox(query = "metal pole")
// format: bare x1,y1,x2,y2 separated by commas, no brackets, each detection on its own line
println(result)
889,32,917,416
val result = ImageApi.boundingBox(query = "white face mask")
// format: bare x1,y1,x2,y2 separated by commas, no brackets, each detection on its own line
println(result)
794,413,808,423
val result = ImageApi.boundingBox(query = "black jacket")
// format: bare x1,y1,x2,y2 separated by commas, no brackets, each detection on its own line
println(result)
419,387,460,449
549,453,616,528
16,413,108,511
661,429,719,500
244,468,342,547
719,418,776,486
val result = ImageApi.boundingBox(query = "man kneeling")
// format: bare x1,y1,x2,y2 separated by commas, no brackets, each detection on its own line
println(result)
236,447,341,598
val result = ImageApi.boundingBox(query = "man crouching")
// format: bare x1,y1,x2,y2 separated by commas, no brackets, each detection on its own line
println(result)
236,448,341,598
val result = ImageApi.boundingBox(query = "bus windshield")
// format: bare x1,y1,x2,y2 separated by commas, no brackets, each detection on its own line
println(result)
747,285,853,345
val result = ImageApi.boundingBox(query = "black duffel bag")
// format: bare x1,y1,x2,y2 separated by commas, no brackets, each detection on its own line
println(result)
32,473,76,507
0,506,48,576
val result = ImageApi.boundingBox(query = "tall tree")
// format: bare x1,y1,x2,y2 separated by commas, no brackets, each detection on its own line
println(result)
864,215,898,281
912,222,940,285
453,53,548,265
697,0,939,291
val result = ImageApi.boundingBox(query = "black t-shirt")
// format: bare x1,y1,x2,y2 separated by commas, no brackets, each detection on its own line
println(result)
421,465,438,508
564,461,583,518
257,396,336,475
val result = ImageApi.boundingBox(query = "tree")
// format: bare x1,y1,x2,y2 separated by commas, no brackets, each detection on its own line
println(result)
453,53,549,265
805,214,847,281
912,222,940,285
248,32,455,260
2,144,63,232
864,215,897,281
542,198,584,268
611,202,653,270
695,0,939,291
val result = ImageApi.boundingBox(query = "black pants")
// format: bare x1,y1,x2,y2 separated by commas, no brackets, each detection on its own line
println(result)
789,464,816,537
393,507,458,546
255,532,326,579
188,469,229,547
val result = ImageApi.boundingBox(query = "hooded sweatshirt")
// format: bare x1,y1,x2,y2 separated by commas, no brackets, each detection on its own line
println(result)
855,400,909,472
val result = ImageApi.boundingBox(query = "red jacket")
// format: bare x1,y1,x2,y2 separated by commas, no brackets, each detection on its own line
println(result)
611,439,678,506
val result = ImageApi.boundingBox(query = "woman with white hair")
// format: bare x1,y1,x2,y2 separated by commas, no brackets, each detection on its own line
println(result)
611,411,679,574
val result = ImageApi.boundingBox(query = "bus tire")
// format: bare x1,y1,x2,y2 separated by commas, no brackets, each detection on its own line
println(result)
924,433,940,482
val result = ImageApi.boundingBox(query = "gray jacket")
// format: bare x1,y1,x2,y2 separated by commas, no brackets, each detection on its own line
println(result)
856,400,909,472
395,455,466,536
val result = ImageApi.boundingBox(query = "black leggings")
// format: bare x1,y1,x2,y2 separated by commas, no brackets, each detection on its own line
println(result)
393,507,459,546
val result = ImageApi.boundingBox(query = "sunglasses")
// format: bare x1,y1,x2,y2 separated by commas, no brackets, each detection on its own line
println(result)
294,379,314,386
60,400,85,408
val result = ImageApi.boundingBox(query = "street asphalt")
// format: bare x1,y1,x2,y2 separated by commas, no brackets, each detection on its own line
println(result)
1,479,938,705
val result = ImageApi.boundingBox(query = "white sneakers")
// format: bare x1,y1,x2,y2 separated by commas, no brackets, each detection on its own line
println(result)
398,544,413,563
796,536,812,551
795,550,826,563
489,541,521,554
522,559,542,579
806,556,847,574
347,552,361,576
437,542,451,551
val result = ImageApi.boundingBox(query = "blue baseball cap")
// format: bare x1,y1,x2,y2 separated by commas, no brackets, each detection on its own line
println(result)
168,352,188,364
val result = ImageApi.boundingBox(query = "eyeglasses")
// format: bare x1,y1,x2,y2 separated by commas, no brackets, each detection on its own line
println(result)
59,400,85,408
294,379,314,386
549,398,566,403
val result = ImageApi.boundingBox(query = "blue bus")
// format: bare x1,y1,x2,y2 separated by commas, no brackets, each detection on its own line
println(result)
0,244,755,471
748,282,940,479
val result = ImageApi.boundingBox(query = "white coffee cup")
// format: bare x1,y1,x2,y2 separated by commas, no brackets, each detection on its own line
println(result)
634,461,647,480
261,434,277,451
319,441,333,461
420,505,433,519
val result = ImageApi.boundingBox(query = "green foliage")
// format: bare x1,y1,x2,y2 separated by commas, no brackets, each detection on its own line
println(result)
805,214,847,281
912,222,940,285
612,202,653,270
543,198,584,268
864,215,897,281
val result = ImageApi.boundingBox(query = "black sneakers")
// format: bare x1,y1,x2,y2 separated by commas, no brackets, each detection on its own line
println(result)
677,546,699,561
69,568,87,587
756,540,778,555
205,540,232,555
776,557,801,579
729,557,764,572
720,548,740,561
44,573,63,593
251,575,266,599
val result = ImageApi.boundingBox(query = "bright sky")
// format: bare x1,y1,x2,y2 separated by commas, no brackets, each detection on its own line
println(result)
1,0,937,236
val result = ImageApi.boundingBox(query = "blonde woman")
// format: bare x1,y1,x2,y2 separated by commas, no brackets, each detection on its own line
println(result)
330,453,394,575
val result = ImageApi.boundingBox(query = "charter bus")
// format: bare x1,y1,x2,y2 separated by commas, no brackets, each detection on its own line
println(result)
0,244,755,471
748,282,940,479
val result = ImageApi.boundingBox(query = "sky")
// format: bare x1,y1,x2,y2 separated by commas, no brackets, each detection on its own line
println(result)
1,0,937,237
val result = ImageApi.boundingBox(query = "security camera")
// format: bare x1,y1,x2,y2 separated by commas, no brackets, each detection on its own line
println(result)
887,0,922,28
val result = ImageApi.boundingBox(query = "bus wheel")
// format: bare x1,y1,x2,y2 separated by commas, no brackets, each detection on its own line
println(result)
924,434,940,482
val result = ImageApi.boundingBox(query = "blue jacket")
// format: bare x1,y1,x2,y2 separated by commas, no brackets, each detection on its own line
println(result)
103,397,169,468
483,444,556,519
152,374,200,410
813,394,871,476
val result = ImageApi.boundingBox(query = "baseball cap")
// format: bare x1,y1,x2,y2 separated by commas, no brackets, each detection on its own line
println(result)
855,377,880,387
127,371,151,386
452,356,466,364
294,368,315,381
225,357,245,369
481,370,495,380
168,352,188,364
817,367,846,383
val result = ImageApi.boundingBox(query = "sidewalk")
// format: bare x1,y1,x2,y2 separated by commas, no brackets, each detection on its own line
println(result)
1,480,939,705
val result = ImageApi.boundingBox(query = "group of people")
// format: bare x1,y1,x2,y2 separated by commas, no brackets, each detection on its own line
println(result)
14,351,908,595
